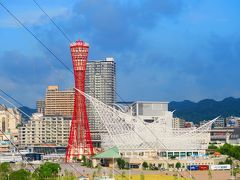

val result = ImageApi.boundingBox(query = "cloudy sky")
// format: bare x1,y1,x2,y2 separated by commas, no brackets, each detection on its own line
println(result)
0,0,240,107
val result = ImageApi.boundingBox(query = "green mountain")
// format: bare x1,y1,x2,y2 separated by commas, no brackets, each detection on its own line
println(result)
169,97,240,123
17,97,240,124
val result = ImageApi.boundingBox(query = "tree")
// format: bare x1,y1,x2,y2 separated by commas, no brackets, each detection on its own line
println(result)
81,156,87,166
33,162,61,179
216,143,240,160
208,144,218,150
0,162,12,180
16,124,21,129
207,144,218,154
9,169,31,180
85,159,93,168
225,157,233,165
219,157,233,165
142,162,148,170
175,162,181,170
79,156,92,168
0,162,12,173
72,157,77,162
117,158,125,169
233,168,240,178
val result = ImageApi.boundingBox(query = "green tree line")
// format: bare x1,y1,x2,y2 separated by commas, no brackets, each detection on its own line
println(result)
0,162,64,180
216,143,240,160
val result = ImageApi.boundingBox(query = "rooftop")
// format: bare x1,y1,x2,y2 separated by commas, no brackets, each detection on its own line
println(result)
94,147,121,159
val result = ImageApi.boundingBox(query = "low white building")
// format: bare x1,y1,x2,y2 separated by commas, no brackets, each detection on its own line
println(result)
18,113,71,147
127,101,173,129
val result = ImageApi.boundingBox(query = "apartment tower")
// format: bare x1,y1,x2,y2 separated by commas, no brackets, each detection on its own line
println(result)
85,57,116,147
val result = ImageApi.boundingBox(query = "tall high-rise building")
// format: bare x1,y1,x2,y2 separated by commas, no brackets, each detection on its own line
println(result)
44,86,74,117
85,57,116,147
36,100,45,114
39,58,116,147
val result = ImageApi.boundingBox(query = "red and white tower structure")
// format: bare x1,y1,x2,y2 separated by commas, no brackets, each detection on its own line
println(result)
66,40,94,162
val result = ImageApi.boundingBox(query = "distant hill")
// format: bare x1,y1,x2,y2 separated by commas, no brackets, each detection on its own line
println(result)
19,106,36,121
169,97,240,123
17,97,240,123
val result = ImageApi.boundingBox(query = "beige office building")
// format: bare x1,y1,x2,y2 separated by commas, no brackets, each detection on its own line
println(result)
44,86,74,117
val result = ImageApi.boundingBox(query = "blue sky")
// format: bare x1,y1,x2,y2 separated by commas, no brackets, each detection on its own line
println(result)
0,0,240,107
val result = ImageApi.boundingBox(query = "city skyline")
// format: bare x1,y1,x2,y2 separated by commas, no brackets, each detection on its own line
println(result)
1,0,240,107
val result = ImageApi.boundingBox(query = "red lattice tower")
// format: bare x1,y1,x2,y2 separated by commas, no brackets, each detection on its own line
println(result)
66,40,94,162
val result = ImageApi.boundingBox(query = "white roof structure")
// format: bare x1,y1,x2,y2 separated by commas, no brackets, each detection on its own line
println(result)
75,88,216,155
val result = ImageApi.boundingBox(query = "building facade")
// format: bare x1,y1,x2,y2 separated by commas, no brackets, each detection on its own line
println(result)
213,117,225,128
226,116,240,127
37,58,116,147
172,118,185,128
184,121,194,128
199,120,209,127
44,86,74,117
0,105,20,139
36,100,45,114
85,57,116,146
98,101,211,157
0,105,21,152
18,113,71,147
127,101,171,127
